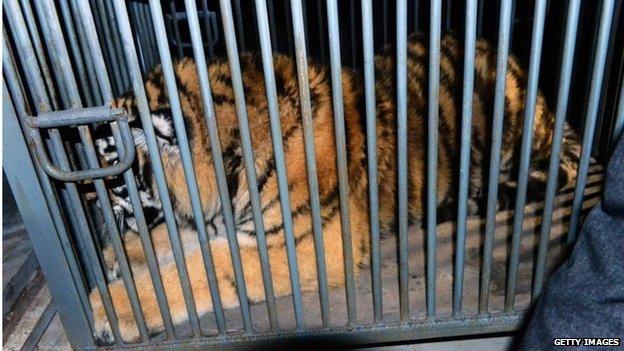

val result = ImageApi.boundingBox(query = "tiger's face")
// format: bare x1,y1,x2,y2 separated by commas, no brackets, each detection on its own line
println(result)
95,109,179,234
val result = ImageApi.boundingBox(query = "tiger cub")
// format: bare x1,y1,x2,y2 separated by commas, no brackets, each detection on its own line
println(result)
90,33,581,342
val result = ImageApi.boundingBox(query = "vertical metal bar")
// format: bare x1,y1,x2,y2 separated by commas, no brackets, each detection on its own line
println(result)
479,0,514,314
134,1,155,69
396,0,410,321
183,0,255,334
158,1,246,332
3,47,92,330
158,0,238,335
427,0,442,319
288,0,331,327
94,0,125,95
3,82,95,350
326,0,357,326
113,0,204,336
144,1,161,67
154,0,247,333
103,0,130,89
70,7,102,106
89,0,117,95
30,0,72,108
591,0,621,158
41,0,151,340
565,0,615,255
253,0,306,329
505,0,548,311
73,0,177,338
531,0,581,302
612,79,624,148
206,0,278,331
362,0,383,323
169,1,185,58
3,0,125,342
453,0,477,316
127,2,147,74
17,0,60,110
201,0,215,58
56,0,95,107
68,0,103,106
139,2,158,69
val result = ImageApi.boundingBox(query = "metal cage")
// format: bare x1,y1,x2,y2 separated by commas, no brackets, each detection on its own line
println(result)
3,0,623,349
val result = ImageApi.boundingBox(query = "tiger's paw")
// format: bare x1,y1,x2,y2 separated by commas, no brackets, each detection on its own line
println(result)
90,287,141,344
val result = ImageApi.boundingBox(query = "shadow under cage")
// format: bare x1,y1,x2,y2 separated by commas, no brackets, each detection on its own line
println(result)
3,0,623,349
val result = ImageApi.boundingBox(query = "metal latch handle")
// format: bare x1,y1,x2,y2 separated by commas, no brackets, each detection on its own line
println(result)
27,106,136,182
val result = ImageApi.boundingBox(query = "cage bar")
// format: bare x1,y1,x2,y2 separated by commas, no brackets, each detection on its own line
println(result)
94,0,126,95
396,0,409,321
103,0,130,89
427,0,442,319
555,0,616,265
215,0,284,332
68,0,104,106
3,46,92,328
566,0,616,246
505,0,548,311
253,0,306,330
361,0,383,324
31,0,73,108
113,0,205,336
289,0,332,327
57,0,95,107
453,0,477,316
152,0,247,333
326,0,357,326
41,0,151,340
17,0,60,110
134,1,156,69
479,0,514,314
191,0,269,333
4,1,126,343
3,81,95,350
73,0,178,338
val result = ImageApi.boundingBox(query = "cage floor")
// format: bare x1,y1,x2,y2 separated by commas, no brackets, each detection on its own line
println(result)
4,163,604,349
139,161,602,339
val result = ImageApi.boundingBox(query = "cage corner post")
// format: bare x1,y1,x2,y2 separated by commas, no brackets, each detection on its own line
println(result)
3,95,96,350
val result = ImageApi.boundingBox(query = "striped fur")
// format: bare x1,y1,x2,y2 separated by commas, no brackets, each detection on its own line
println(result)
90,33,581,342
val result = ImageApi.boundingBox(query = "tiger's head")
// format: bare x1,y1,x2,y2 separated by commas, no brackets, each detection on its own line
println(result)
94,108,180,234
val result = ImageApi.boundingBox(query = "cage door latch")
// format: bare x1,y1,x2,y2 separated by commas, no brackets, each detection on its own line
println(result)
25,106,135,182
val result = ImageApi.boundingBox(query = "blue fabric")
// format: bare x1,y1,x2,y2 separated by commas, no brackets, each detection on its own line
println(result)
520,137,624,350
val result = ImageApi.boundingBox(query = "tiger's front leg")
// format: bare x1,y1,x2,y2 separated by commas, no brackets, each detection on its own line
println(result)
91,238,233,343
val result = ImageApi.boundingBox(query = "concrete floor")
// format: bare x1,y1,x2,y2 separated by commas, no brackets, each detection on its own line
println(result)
359,336,515,350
